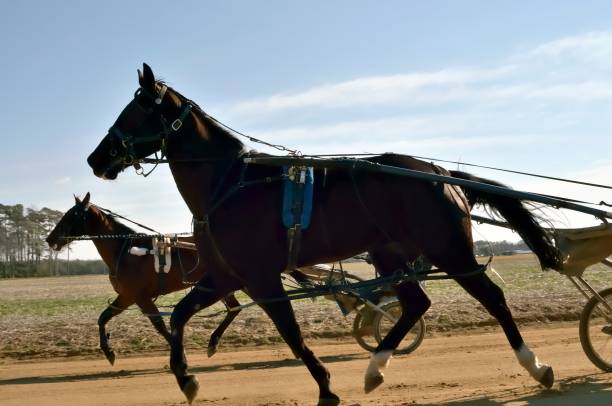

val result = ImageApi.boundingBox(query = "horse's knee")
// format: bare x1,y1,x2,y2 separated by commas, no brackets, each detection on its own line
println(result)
98,308,112,326
170,303,190,331
486,278,507,302
480,279,511,315
414,293,431,314
396,282,431,315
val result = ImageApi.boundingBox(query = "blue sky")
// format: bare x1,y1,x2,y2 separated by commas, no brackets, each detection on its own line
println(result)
1,1,611,259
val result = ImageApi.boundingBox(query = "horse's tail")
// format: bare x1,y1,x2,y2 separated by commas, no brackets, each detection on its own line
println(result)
450,170,562,271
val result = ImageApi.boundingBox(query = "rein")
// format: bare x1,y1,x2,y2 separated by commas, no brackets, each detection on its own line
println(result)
301,153,612,193
111,83,611,209
59,205,191,242
93,204,162,234
113,83,298,179
59,204,200,287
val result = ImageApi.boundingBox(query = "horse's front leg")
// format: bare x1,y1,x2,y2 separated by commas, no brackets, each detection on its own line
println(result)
249,276,340,406
98,296,133,365
136,297,171,343
207,293,242,357
169,275,235,404
365,280,431,393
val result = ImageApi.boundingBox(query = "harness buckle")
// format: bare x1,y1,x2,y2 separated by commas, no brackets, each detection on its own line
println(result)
134,163,144,175
171,119,183,131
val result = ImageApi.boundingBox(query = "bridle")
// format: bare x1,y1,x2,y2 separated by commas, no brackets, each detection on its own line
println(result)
107,84,193,177
102,81,299,179
49,203,90,249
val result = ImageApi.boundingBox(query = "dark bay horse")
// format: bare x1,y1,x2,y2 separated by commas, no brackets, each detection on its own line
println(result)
45,193,242,363
86,63,562,405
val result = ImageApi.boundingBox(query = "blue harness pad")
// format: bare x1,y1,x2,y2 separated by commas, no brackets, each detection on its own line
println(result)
282,166,314,229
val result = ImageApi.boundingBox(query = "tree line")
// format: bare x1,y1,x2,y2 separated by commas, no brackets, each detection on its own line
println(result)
473,239,530,257
0,202,530,279
0,203,105,278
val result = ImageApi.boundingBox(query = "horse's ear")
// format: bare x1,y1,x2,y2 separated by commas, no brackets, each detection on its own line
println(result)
140,63,156,92
74,194,81,205
82,192,91,207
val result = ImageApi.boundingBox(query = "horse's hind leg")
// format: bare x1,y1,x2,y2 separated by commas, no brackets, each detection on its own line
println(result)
98,295,133,365
136,297,171,343
248,276,339,406
455,272,554,388
169,274,238,404
364,252,431,393
412,199,554,389
207,293,241,357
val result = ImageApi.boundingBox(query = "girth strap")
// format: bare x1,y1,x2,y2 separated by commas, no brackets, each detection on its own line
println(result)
284,166,312,271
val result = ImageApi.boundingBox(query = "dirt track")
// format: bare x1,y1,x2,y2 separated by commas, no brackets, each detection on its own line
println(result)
1,324,611,405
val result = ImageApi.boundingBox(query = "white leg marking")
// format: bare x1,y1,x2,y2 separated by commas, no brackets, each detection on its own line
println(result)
366,350,393,379
514,344,549,381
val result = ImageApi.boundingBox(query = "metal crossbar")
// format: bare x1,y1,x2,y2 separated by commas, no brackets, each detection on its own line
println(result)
244,156,612,220
189,264,488,316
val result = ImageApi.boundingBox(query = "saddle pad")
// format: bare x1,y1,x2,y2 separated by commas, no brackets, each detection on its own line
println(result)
282,166,314,229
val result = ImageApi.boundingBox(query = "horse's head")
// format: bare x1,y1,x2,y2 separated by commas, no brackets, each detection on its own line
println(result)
87,63,191,179
46,192,91,251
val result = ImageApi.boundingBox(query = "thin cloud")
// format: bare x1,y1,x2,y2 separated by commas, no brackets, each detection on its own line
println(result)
521,31,612,61
54,176,71,185
232,66,513,114
228,31,612,117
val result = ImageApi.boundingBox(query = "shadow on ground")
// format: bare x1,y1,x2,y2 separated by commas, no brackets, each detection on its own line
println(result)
414,374,612,406
0,351,367,386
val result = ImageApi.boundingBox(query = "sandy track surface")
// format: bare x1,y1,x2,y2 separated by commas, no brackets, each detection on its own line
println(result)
1,325,610,405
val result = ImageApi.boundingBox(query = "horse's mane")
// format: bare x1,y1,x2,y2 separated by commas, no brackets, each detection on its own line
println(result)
91,205,137,235
160,81,246,152
90,205,154,250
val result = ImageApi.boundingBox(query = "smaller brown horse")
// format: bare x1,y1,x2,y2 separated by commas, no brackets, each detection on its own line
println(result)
45,193,241,364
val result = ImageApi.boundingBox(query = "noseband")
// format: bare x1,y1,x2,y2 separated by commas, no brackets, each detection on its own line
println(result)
108,84,192,175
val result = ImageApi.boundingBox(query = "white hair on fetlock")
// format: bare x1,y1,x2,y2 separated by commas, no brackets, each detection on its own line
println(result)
366,350,393,378
514,344,548,381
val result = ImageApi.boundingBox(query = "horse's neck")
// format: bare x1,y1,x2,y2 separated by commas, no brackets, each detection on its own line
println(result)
166,114,245,217
86,213,128,268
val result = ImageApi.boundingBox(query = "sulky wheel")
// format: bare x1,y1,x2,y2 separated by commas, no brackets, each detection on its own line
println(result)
579,286,612,372
352,306,379,352
373,300,426,355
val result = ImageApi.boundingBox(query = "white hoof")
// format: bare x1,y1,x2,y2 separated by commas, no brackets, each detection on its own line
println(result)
514,344,554,387
364,350,393,393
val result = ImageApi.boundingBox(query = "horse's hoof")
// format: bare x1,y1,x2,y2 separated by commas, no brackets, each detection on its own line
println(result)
538,366,554,389
181,375,200,404
103,350,116,366
317,395,341,406
364,373,384,394
207,345,217,358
